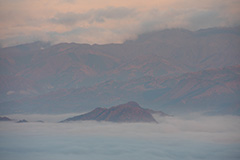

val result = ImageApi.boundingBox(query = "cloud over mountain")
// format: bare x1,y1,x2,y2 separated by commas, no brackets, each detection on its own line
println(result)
0,0,240,47
50,7,135,25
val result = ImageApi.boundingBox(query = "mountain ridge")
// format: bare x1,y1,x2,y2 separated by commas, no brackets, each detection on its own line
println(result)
0,65,239,115
0,27,239,115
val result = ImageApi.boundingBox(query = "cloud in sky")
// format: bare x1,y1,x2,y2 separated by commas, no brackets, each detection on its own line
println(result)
0,0,240,47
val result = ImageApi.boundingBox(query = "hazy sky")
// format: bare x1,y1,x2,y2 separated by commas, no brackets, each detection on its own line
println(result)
0,0,239,47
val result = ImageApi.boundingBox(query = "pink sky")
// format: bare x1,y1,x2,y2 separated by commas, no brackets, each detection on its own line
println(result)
0,0,239,47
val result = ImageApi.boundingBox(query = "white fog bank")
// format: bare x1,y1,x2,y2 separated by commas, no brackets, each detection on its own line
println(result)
0,114,240,160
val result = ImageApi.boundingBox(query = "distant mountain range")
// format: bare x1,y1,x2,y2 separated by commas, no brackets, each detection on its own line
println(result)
0,27,239,115
61,101,167,123
1,65,239,115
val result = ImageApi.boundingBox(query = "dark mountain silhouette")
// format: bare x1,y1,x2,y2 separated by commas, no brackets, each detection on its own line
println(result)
17,119,28,123
0,116,12,121
61,102,162,123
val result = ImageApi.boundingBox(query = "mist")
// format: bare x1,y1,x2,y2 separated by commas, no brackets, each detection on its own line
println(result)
0,114,240,160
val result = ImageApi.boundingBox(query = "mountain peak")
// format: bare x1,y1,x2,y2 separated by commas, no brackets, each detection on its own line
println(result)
60,102,166,123
125,101,140,107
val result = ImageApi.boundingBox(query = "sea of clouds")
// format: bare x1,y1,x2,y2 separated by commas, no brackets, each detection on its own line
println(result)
0,113,240,160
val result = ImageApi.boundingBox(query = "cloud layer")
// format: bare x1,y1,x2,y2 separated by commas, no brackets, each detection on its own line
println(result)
0,0,240,47
2,114,240,143
0,115,240,160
